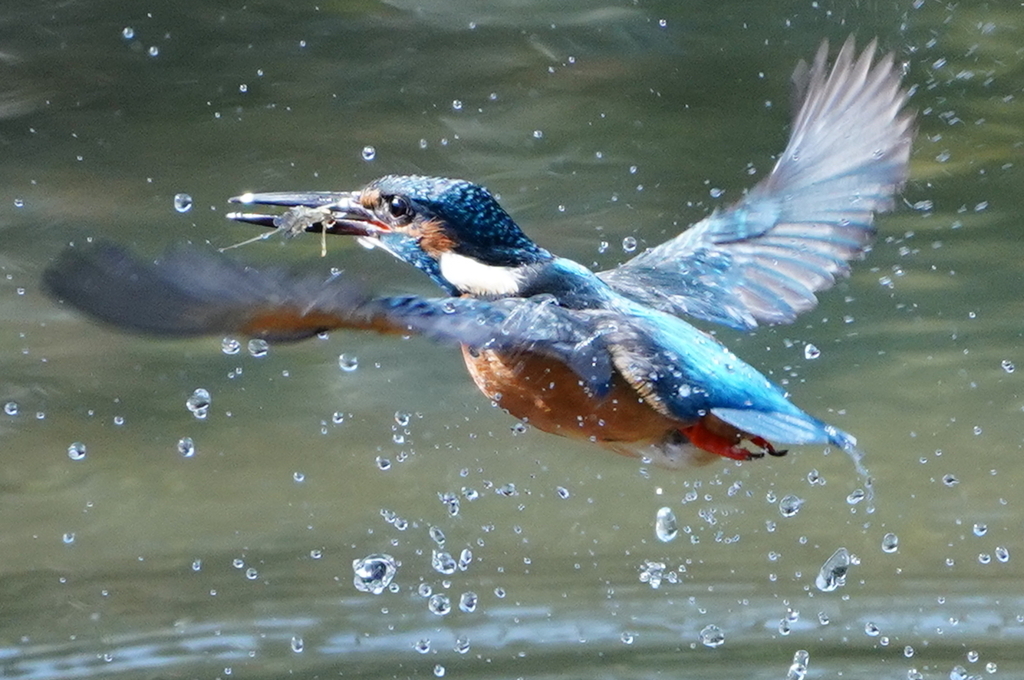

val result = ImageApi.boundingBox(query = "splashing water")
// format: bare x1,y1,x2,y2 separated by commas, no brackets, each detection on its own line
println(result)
815,547,851,592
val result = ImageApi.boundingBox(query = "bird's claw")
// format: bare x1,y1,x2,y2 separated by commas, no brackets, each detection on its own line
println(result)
682,423,788,461
750,435,788,458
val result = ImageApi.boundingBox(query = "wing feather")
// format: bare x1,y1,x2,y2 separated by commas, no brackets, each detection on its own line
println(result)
598,36,914,330
43,241,616,394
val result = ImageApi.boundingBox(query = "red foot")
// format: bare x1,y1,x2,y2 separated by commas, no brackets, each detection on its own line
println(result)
749,436,789,457
680,422,788,461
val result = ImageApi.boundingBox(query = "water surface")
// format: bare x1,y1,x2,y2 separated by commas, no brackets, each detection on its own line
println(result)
2,1,1023,678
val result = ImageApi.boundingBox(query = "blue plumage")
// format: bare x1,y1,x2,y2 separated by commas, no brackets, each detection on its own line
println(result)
368,175,550,266
43,37,912,469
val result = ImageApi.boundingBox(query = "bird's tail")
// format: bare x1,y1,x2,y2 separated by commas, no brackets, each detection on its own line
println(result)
712,407,873,507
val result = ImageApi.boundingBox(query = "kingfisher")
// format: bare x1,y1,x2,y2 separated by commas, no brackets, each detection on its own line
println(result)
44,37,913,469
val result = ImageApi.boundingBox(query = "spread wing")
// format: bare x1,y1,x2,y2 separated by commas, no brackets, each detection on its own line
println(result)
42,241,615,394
598,36,914,330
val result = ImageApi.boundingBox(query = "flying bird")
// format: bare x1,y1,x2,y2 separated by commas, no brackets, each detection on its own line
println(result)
44,37,913,469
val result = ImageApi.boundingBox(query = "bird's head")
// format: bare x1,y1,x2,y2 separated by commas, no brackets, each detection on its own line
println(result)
229,175,551,297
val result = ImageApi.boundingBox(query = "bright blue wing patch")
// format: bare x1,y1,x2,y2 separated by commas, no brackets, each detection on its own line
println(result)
598,37,914,330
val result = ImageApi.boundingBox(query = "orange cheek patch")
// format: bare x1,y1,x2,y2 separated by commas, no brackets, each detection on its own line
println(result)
417,219,457,256
360,189,381,211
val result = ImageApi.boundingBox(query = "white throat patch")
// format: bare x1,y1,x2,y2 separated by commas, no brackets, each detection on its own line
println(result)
439,251,525,296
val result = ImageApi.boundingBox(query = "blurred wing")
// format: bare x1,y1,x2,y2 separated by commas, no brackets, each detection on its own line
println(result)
599,36,914,330
43,241,614,393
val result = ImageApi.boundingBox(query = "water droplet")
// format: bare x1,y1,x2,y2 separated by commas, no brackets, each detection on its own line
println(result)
451,99,462,111
13,197,24,208
427,593,451,615
414,638,430,654
698,624,725,648
996,546,1010,563
192,559,202,571
245,567,258,580
815,547,851,592
495,483,516,497
779,494,805,517
949,665,972,680
556,486,570,499
67,442,87,461
122,26,135,40
247,339,269,357
458,548,473,571
881,532,898,553
865,621,881,637
338,354,359,372
709,187,724,198
622,236,638,253
147,45,159,57
173,193,193,213
532,129,543,139
639,560,667,589
4,401,18,416
786,649,809,680
428,526,445,546
431,550,457,575
1001,359,1015,373
433,664,445,677
186,388,211,419
655,507,678,542
221,337,241,355
904,645,914,657
804,343,821,360
459,591,478,612
292,471,305,483
352,554,397,594
454,635,470,654
361,146,376,161
177,437,196,458
942,474,959,487
290,636,304,653
62,532,76,545
438,492,460,516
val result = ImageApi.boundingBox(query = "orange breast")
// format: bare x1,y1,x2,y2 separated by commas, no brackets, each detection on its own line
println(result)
460,346,684,444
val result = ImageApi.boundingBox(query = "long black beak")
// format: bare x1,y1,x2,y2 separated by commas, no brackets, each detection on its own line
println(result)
226,191,387,238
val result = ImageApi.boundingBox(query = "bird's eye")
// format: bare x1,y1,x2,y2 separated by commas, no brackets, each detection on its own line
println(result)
387,195,411,219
